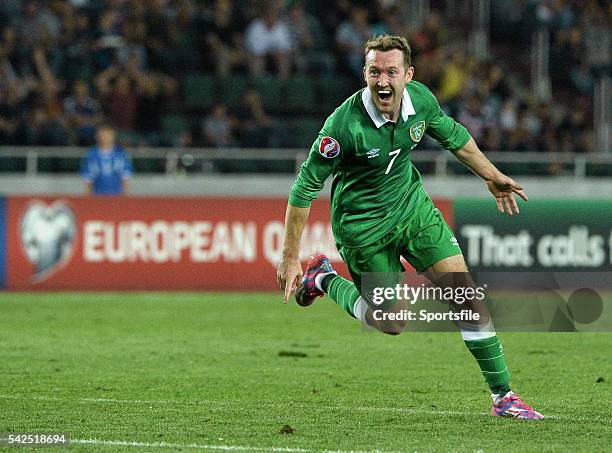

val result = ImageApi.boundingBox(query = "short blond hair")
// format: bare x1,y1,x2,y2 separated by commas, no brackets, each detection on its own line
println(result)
364,35,412,68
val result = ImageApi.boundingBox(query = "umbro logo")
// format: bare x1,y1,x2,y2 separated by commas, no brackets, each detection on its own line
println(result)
367,148,380,158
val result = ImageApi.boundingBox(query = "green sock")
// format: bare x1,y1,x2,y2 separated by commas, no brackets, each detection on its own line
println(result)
321,274,336,292
324,275,360,317
464,335,511,394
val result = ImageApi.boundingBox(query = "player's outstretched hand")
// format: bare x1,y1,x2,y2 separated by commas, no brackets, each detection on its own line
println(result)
277,256,303,304
486,175,528,216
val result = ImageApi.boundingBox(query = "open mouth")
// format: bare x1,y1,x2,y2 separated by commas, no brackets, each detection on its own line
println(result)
377,89,392,103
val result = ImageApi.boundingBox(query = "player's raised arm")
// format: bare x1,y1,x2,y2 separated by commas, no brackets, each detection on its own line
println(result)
421,84,527,216
453,137,528,216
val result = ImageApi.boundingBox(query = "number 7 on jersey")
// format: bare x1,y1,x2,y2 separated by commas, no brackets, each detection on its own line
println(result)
385,148,402,175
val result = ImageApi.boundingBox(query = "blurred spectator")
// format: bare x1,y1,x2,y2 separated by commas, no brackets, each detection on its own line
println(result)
506,124,532,152
581,1,610,71
0,43,19,91
536,125,560,153
171,1,202,71
17,105,68,146
335,6,374,78
377,4,406,36
144,0,176,72
485,62,511,101
202,0,246,76
202,103,236,148
61,10,94,83
118,19,148,71
95,64,138,132
559,107,590,152
551,0,576,30
27,46,69,145
80,124,133,195
570,61,594,95
63,79,102,145
1,26,21,75
92,8,124,71
0,0,602,155
244,1,292,80
0,1,20,17
411,12,444,59
0,85,21,144
135,73,178,142
517,101,542,146
481,126,502,152
285,0,334,74
457,96,493,142
438,52,470,104
14,1,62,47
232,87,278,148
499,99,519,136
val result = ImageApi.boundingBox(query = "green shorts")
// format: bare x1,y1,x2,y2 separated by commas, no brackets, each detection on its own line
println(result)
337,196,462,295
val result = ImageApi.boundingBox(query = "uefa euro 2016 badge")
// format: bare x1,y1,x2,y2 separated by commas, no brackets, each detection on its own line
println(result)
409,120,425,142
20,200,77,282
319,136,340,158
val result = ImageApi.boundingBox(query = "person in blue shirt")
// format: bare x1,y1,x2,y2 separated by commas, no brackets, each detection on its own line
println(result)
79,124,133,195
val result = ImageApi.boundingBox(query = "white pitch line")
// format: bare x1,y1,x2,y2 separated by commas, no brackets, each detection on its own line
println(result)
72,439,311,451
72,439,392,453
1,394,610,424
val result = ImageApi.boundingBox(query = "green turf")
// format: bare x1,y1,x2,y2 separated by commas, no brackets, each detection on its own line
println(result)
0,292,610,452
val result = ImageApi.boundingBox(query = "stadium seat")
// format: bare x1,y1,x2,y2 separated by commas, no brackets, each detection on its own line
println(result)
316,76,355,112
288,118,322,148
586,163,612,177
161,114,189,144
224,75,250,108
253,75,282,111
283,77,316,114
183,74,217,110
0,156,26,172
37,156,79,173
132,158,165,174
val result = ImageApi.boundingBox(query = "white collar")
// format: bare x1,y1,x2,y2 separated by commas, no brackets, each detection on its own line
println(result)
361,86,416,128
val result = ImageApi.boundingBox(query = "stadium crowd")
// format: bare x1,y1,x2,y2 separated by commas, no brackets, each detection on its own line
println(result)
0,0,609,152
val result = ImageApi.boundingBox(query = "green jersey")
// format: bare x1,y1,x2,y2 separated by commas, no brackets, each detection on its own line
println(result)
288,80,470,248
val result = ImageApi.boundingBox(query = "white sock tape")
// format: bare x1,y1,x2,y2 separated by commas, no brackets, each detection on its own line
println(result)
459,319,496,341
352,297,368,322
314,271,336,292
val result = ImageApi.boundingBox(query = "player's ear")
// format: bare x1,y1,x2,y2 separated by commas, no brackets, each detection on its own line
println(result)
363,66,367,83
405,66,414,83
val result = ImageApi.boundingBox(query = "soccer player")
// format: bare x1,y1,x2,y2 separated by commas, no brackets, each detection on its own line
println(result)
277,35,543,420
80,124,133,195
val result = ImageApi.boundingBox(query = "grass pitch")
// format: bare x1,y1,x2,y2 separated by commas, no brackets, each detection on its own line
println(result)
1,292,610,452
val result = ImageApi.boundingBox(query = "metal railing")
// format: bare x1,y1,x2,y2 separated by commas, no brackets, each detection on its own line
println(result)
1,146,611,177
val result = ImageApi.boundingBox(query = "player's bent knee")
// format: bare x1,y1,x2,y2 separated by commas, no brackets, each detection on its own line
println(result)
364,298,408,335
365,310,407,335
381,324,406,336
379,319,407,336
